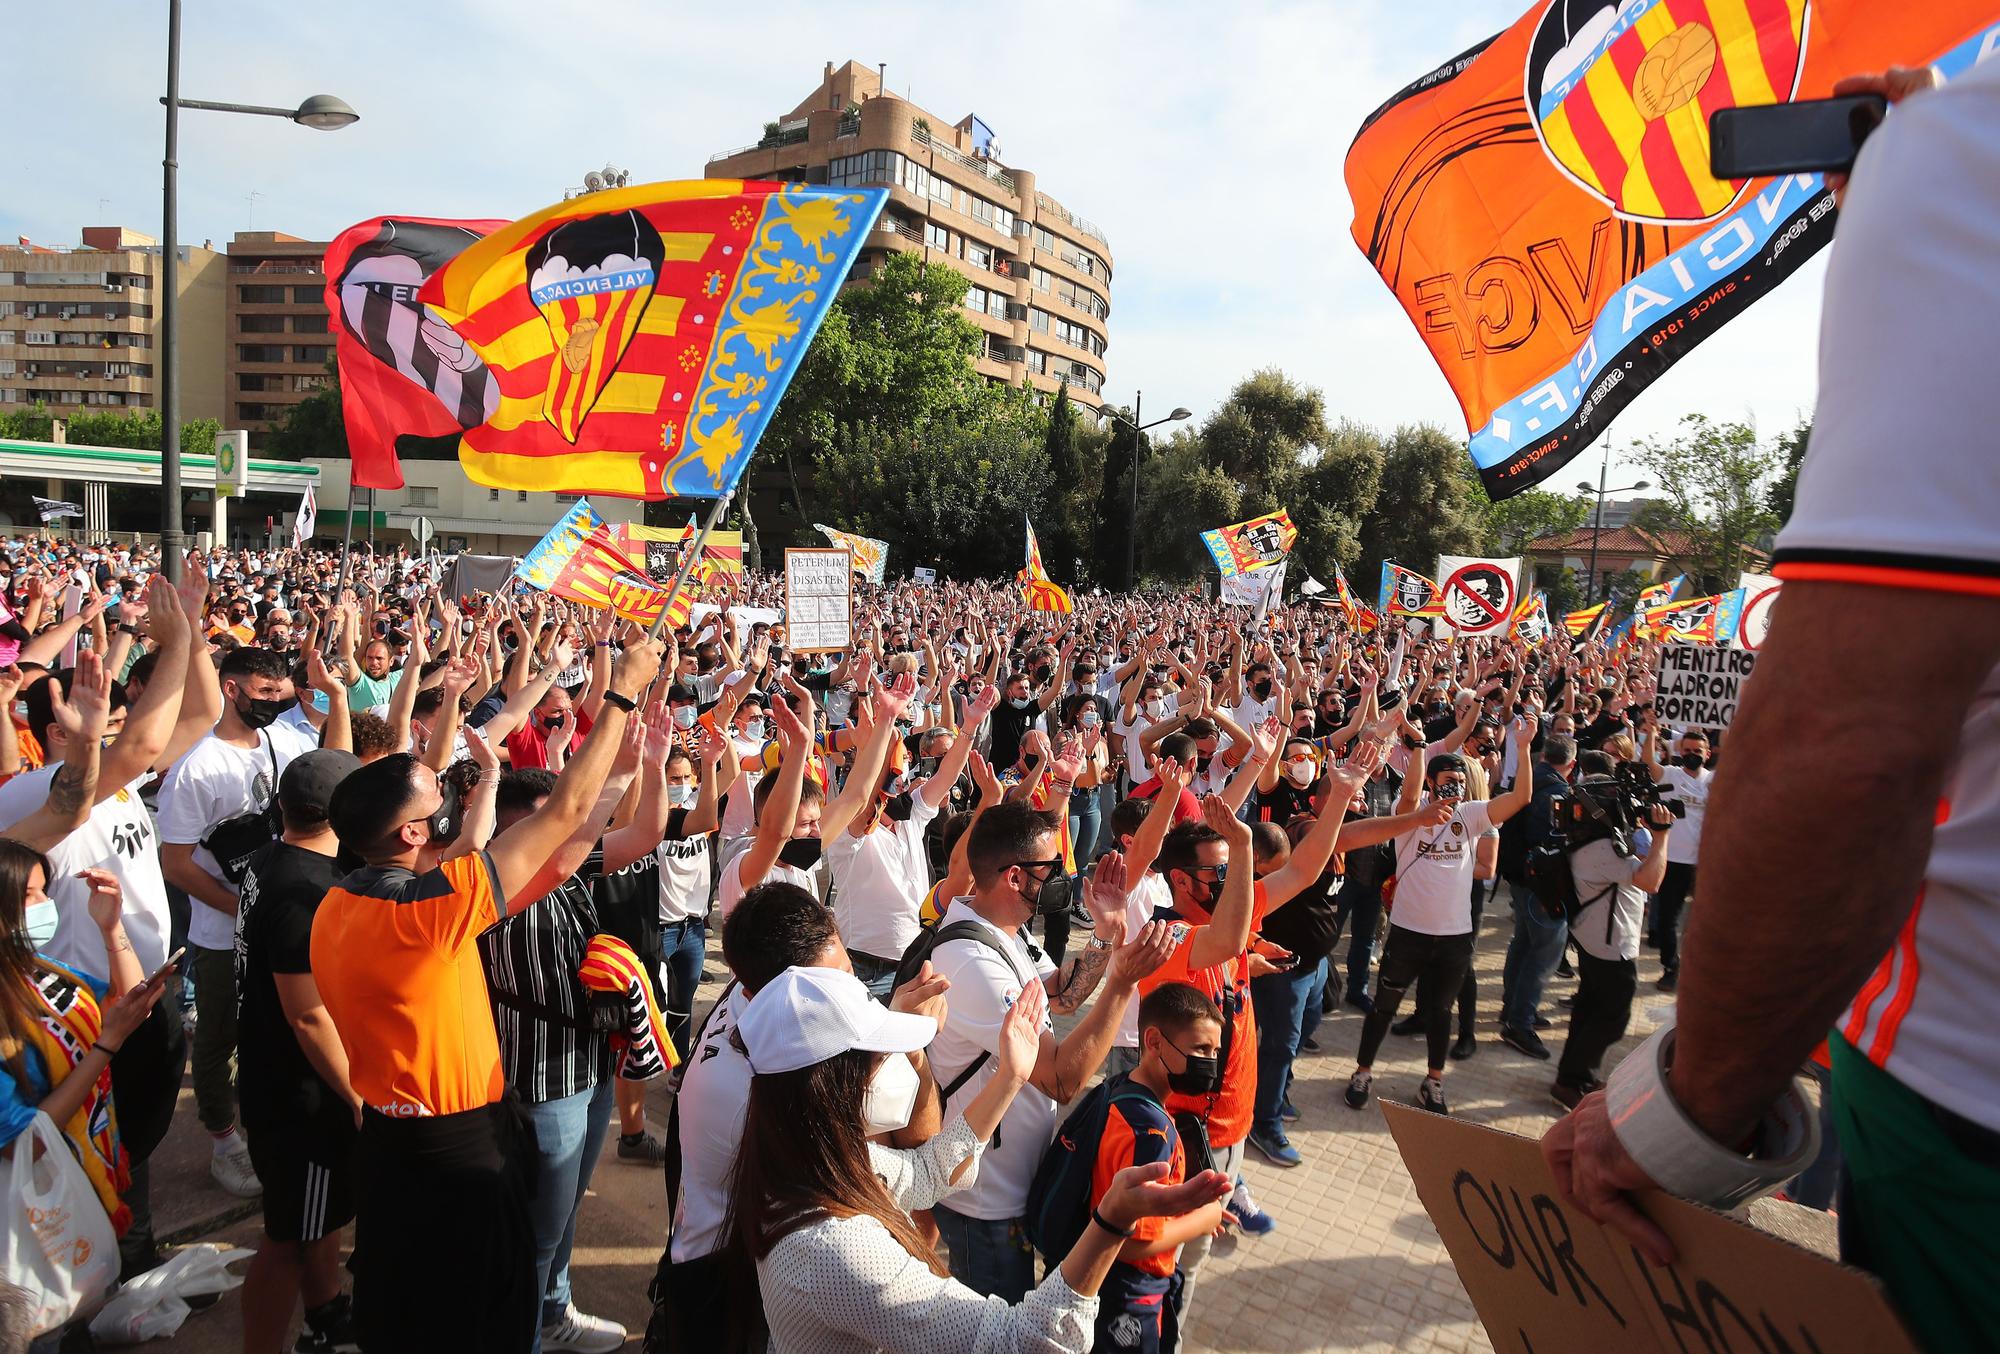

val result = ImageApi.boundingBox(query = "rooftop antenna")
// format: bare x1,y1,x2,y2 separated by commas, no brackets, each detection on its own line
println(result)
246,189,262,231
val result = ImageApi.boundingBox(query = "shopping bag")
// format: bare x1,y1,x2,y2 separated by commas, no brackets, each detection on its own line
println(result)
89,1243,251,1344
0,1111,119,1335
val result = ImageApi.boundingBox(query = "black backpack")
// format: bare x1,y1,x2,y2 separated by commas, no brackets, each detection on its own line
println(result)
892,918,1030,1101
1023,1075,1163,1263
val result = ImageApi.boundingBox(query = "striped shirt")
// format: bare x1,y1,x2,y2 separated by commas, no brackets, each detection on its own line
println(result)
477,856,611,1105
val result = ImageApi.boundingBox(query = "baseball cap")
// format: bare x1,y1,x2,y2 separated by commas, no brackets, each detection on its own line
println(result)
278,749,362,823
736,966,936,1076
667,681,701,705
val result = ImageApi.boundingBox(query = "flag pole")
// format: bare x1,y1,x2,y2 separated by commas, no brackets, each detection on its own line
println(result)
329,475,359,639
646,489,733,641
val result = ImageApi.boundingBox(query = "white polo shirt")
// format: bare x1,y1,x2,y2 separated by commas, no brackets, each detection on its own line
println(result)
1773,56,2000,1132
824,794,940,962
671,984,751,1262
0,770,171,976
924,898,1056,1221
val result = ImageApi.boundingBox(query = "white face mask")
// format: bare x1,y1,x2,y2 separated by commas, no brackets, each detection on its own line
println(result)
672,705,698,730
1144,699,1167,720
666,784,698,809
22,898,57,951
740,718,765,743
1286,759,1316,788
862,1052,921,1137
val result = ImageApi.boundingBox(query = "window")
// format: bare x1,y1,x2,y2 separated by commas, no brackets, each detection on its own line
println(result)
238,285,286,303
237,373,269,391
1028,308,1050,333
987,290,1008,319
292,286,319,304
237,344,286,363
928,175,952,206
488,487,500,501
899,158,932,199
240,315,285,333
1032,226,1057,253
24,331,55,346
516,491,528,503
291,374,324,392
924,222,950,251
1024,349,1045,374
237,402,271,421
0,360,13,377
0,333,13,346
554,493,581,503
965,286,989,314
1031,267,1051,293
965,242,993,271
292,314,329,334
406,487,438,508
294,345,330,365
963,195,1014,235
829,150,900,187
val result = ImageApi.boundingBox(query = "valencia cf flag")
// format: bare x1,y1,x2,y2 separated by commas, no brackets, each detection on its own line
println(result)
1379,562,1445,618
324,215,505,491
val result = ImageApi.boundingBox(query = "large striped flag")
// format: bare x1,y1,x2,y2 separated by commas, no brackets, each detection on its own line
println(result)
816,524,889,584
1563,602,1607,636
516,500,691,627
420,180,887,501
1332,568,1361,625
1641,589,1745,644
324,215,506,491
1379,561,1445,618
1202,509,1297,577
1636,574,1686,613
1020,516,1072,612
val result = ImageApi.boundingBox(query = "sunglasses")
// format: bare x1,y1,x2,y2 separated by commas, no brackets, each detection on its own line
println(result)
1012,857,1065,879
1186,862,1230,883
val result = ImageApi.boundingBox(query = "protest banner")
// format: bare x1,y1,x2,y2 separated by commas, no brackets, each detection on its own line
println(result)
1736,572,1782,651
1654,644,1758,730
911,566,937,585
1437,555,1521,635
784,548,853,653
1383,1103,1916,1354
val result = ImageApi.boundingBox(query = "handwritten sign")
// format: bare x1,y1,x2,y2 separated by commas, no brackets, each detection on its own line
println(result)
785,548,853,654
1654,644,1757,729
1382,1104,1916,1354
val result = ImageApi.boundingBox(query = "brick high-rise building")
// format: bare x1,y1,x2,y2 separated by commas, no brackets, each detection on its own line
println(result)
0,226,226,424
705,60,1112,407
225,231,332,446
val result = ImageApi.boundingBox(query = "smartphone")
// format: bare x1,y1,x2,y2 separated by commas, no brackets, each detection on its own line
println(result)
1709,95,1886,179
148,946,187,988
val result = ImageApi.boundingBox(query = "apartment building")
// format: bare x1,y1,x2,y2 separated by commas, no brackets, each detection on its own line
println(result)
705,60,1112,406
0,226,226,424
226,231,332,446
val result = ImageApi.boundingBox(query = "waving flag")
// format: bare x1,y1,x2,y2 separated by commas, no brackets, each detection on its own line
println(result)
1332,568,1362,624
516,500,690,626
1641,589,1744,644
1379,562,1445,618
816,524,889,583
1563,602,1607,636
1019,516,1071,612
1511,591,1552,643
1635,574,1686,614
607,522,744,587
1344,1,1995,499
1202,509,1297,577
324,215,506,492
421,180,887,501
293,487,317,549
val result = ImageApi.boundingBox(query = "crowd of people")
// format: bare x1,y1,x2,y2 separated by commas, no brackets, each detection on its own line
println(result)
0,530,1794,1354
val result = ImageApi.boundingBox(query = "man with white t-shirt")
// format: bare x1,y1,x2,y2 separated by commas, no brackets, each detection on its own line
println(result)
1644,726,1710,992
827,680,993,996
1346,714,1536,1116
1543,63,2000,1352
0,576,215,1274
924,799,1174,1302
158,646,300,1200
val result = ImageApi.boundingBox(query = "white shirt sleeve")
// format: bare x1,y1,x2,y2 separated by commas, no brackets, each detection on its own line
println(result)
155,751,220,846
865,1112,985,1213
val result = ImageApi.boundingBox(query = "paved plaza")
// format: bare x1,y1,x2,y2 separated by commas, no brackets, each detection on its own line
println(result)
157,884,1698,1352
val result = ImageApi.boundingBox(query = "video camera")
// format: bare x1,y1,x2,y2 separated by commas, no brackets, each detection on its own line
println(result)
1553,763,1685,854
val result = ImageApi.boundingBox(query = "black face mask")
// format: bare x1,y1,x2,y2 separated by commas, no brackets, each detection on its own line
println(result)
1679,752,1706,771
1163,1036,1223,1097
1252,680,1273,700
426,783,463,847
779,836,823,870
1019,866,1073,918
236,695,285,730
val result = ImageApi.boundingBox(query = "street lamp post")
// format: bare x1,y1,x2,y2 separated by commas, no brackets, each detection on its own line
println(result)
1102,392,1192,590
159,0,357,581
1578,442,1649,607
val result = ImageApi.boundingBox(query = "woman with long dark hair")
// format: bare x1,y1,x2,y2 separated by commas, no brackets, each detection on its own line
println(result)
0,842,168,1251
727,965,1230,1352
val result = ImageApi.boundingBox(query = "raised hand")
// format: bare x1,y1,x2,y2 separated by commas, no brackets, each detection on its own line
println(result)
1108,919,1179,988
888,959,950,1028
1199,792,1252,847
462,724,499,772
50,651,111,746
608,638,664,694
1250,716,1283,765
1085,850,1131,933
994,978,1046,1085
695,718,728,769
79,867,123,934
872,670,919,724
1050,733,1085,784
970,749,1002,806
769,691,809,751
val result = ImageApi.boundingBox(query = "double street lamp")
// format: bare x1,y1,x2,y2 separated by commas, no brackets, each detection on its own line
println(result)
1578,448,1650,607
1100,391,1191,590
158,0,357,581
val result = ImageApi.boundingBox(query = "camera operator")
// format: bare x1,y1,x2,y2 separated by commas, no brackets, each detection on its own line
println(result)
1550,751,1674,1111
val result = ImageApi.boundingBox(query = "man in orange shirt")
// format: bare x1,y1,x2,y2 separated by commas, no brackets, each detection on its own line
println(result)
311,638,663,1354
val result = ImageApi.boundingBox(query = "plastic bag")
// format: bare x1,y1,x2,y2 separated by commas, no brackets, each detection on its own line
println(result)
0,1111,120,1336
88,1243,251,1345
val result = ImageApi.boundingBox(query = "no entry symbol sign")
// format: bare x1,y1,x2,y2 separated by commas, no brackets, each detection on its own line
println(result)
1443,563,1515,635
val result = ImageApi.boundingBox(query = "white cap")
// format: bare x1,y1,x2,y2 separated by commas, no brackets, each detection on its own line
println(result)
738,966,936,1075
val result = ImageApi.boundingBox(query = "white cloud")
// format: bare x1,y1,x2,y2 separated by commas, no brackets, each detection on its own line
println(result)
2,0,1822,484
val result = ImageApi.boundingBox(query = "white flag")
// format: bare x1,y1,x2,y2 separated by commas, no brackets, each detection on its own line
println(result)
293,487,317,549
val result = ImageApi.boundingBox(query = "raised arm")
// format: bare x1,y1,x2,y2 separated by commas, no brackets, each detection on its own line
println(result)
5,655,108,852
736,691,812,891
95,578,190,799
601,703,677,874
822,672,918,841
1217,718,1279,815
1482,713,1540,826
1182,796,1259,972
920,683,996,811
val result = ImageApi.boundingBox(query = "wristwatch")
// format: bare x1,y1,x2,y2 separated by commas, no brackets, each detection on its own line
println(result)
601,690,637,712
1606,1016,1819,1211
116,623,142,636
1085,932,1116,953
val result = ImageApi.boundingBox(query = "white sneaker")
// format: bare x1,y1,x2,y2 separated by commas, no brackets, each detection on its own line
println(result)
209,1139,262,1198
541,1304,626,1353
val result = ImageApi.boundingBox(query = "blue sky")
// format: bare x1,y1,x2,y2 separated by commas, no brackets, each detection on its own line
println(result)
3,0,1823,488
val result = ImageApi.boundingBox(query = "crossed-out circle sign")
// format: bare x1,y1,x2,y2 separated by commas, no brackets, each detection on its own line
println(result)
1740,585,1781,651
1443,562,1516,634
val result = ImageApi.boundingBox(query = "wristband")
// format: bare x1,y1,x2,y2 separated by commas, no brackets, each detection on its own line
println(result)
92,1041,121,1058
1606,1016,1818,1212
1090,1206,1134,1239
117,623,142,637
601,690,637,713
1085,932,1116,953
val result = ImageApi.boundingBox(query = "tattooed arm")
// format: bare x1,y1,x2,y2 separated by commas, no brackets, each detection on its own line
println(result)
7,654,109,853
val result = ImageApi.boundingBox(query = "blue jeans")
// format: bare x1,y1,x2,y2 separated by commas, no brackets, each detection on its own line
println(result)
1334,880,1383,1001
933,1202,1035,1302
1249,957,1328,1141
1068,785,1103,868
524,1077,617,1340
1500,885,1568,1033
659,917,706,1058
849,949,900,1000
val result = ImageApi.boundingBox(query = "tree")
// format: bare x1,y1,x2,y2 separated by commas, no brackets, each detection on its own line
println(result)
263,359,347,462
1765,419,1811,527
1355,424,1486,584
0,403,221,457
1198,368,1331,508
1135,431,1241,582
1472,477,1591,556
1092,407,1141,587
1289,420,1385,587
1631,415,1783,593
1039,385,1099,581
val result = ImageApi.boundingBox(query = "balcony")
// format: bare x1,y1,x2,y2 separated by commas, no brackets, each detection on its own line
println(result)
1034,192,1111,249
228,264,322,275
912,126,1017,197
875,216,925,247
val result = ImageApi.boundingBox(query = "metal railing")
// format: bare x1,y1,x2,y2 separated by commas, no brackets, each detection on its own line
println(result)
912,126,1018,195
228,264,320,275
1035,192,1110,249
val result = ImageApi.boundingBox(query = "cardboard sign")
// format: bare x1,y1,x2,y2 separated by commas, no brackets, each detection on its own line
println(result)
1654,644,1757,729
1382,1104,1916,1354
784,548,853,653
911,566,937,585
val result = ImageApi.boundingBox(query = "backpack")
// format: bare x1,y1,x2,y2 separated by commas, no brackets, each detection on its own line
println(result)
1023,1075,1163,1263
1521,844,1614,926
891,919,1030,1101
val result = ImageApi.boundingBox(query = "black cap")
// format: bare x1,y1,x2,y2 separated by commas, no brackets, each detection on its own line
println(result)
667,681,701,704
278,749,361,824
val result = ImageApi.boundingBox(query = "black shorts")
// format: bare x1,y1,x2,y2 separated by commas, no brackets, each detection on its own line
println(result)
247,1117,357,1243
